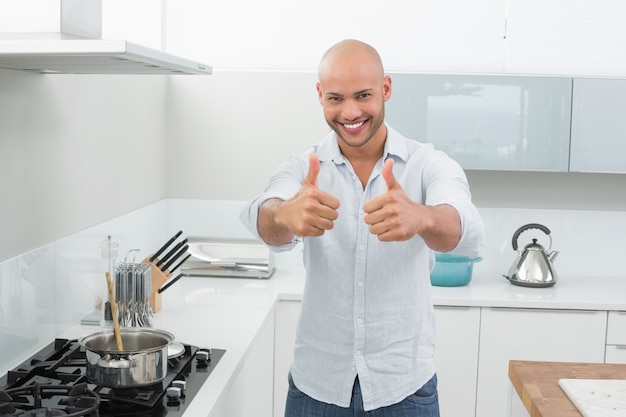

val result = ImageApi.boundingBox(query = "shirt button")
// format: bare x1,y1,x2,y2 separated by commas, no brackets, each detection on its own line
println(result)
356,318,363,324
358,245,364,251
357,281,363,287
356,350,362,356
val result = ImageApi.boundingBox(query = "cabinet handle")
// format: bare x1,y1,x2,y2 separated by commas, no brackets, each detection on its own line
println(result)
435,306,475,311
488,307,601,314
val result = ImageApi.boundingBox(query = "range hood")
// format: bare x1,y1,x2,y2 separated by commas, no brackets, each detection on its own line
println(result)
0,0,212,75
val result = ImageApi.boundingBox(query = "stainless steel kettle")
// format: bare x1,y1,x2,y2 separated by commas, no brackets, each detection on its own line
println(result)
504,223,559,287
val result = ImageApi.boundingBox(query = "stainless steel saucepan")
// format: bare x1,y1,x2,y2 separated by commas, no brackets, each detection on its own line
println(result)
79,327,174,388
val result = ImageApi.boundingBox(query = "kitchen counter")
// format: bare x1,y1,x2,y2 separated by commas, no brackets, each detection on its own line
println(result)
53,268,626,416
433,273,626,310
508,360,626,417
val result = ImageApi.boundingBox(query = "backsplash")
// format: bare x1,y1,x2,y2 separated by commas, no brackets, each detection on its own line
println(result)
0,202,167,377
1,198,625,376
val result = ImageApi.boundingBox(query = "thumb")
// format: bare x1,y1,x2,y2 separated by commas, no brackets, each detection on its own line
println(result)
382,158,400,191
304,153,320,187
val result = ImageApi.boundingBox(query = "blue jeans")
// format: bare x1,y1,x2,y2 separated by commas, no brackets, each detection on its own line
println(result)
285,373,440,417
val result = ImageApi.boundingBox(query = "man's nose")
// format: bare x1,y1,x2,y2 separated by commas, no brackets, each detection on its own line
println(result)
341,99,361,119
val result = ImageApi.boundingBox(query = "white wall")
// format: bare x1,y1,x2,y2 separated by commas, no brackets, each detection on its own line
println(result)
165,71,328,200
0,68,169,262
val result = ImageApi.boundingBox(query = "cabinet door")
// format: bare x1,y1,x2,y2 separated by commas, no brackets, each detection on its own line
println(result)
434,306,480,417
605,346,626,364
210,309,275,417
476,308,606,417
274,301,302,417
605,311,626,364
386,74,572,171
570,78,626,173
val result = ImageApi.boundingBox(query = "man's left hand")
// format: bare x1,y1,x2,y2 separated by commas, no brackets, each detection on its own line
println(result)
363,158,423,242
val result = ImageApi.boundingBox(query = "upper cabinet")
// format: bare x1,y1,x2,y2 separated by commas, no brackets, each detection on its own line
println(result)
386,74,572,171
570,78,626,174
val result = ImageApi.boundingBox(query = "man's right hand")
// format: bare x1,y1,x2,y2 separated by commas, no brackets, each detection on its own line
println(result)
259,154,340,245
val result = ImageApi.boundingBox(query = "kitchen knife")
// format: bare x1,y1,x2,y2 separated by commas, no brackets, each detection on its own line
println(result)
161,244,189,272
149,230,183,262
158,273,184,294
156,238,188,268
168,253,191,274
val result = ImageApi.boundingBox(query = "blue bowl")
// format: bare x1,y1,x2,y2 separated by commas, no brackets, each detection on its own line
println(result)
430,253,482,287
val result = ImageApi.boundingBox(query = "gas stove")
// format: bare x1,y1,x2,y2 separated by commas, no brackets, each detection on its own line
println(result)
0,338,225,417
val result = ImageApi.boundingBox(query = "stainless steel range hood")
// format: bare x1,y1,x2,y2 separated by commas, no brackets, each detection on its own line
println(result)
0,0,212,75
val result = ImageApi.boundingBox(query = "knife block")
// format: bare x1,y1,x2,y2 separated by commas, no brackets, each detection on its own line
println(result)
142,256,171,313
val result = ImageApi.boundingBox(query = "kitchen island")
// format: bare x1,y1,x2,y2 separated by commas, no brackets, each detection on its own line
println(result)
52,268,626,417
509,360,626,417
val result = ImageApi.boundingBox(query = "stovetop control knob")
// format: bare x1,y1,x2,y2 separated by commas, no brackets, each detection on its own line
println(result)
172,379,187,397
166,386,182,406
196,349,211,368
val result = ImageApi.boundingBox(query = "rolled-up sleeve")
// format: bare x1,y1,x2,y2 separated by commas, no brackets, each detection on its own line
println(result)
421,151,485,259
239,154,308,252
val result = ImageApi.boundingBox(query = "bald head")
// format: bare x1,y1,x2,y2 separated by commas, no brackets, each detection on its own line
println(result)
318,39,385,81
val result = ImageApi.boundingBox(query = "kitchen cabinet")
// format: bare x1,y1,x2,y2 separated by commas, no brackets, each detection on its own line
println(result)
476,308,607,417
386,74,572,172
434,306,480,417
605,310,626,364
570,78,626,174
210,309,275,417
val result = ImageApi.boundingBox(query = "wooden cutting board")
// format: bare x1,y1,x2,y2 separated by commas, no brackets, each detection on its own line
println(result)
509,361,626,417
559,379,626,417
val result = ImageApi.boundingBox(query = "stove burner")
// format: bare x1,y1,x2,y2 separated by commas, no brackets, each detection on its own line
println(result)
109,388,139,398
0,383,99,417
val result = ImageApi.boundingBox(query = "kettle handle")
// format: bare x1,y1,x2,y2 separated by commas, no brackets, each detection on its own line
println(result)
512,223,551,251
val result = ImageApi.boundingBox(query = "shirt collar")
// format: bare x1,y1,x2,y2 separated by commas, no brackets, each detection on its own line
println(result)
316,123,409,164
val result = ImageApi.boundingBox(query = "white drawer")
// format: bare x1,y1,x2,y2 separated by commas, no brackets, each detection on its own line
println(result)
605,345,626,364
607,311,626,345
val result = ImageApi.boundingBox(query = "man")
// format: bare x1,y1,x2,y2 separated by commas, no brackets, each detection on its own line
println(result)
240,39,485,417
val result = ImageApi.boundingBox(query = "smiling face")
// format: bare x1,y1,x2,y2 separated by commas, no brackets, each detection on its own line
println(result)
316,40,392,157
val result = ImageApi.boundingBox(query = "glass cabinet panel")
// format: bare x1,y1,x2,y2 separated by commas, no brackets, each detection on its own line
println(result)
385,74,572,171
570,78,626,174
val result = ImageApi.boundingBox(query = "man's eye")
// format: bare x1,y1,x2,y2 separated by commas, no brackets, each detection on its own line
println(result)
327,96,341,102
358,93,371,99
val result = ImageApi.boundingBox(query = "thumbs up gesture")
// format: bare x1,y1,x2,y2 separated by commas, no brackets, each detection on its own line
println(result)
363,158,421,242
274,154,340,237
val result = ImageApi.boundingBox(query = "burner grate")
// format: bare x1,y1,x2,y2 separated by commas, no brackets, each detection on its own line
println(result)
0,382,100,417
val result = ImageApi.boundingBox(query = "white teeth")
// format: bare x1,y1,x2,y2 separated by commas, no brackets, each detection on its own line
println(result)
344,121,364,129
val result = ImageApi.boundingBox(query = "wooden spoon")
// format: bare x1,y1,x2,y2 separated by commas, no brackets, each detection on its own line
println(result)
106,272,124,351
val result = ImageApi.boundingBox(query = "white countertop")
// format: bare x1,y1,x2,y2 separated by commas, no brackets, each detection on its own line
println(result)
57,267,626,416
432,272,626,310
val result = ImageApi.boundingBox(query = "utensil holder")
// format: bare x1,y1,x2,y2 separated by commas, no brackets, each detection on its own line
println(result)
114,262,153,327
142,256,171,313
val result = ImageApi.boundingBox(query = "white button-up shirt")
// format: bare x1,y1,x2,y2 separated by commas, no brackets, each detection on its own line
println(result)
240,125,485,411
